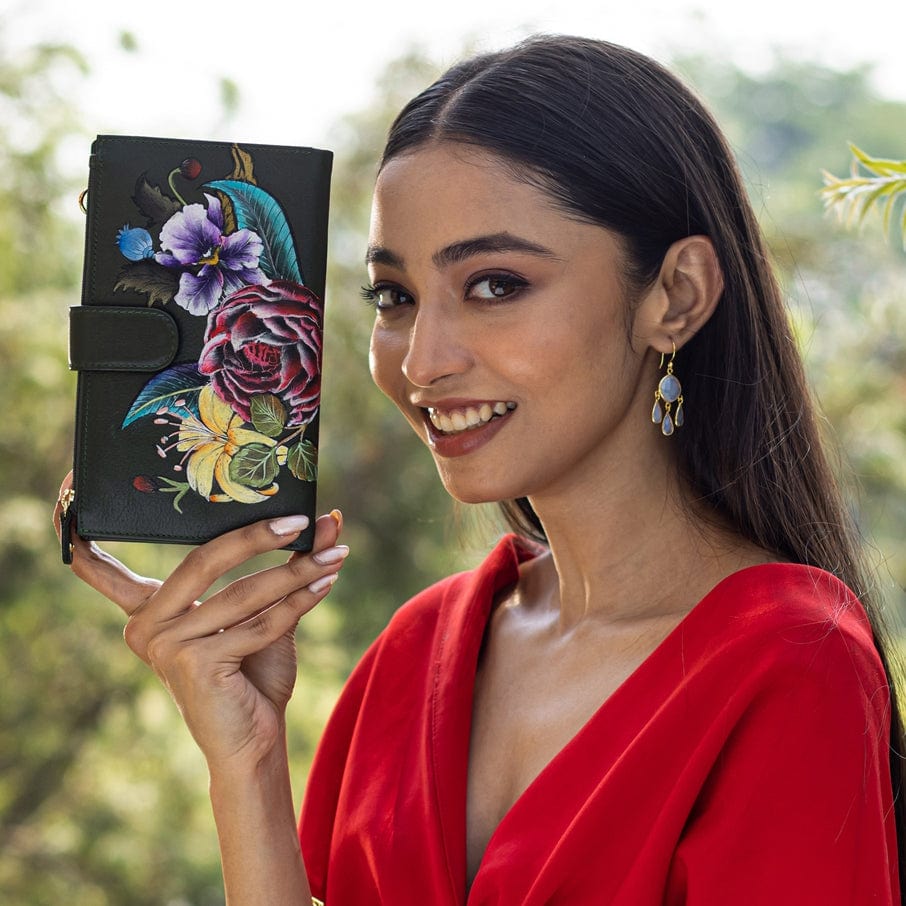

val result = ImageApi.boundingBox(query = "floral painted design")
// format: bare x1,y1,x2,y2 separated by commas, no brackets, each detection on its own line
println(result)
119,146,320,510
155,194,267,314
199,281,322,427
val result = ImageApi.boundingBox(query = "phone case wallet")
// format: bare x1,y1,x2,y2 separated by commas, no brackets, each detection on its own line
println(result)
62,135,332,562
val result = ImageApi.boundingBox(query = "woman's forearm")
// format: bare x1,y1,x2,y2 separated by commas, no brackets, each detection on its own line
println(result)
209,734,312,906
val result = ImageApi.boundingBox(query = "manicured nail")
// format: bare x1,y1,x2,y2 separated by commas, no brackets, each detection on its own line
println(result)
312,545,349,566
329,509,343,533
269,514,310,536
308,572,339,594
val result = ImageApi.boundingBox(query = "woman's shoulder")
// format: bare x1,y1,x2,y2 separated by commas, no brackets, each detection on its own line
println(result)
690,561,886,694
705,561,871,637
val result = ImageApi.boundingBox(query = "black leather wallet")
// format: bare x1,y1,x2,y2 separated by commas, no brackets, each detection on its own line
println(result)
62,135,332,562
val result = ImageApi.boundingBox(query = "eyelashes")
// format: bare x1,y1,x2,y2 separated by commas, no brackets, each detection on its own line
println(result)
464,273,528,301
360,284,413,310
362,272,530,311
360,284,380,306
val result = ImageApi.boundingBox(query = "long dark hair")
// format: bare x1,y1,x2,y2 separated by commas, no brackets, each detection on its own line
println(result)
380,34,905,885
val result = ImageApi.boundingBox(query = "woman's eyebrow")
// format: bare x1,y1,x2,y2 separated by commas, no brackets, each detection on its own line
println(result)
365,245,404,268
364,232,560,269
432,232,560,267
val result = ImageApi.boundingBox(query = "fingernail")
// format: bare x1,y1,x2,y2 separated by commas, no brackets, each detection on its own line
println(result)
329,509,343,533
312,545,350,566
308,572,339,594
269,514,310,536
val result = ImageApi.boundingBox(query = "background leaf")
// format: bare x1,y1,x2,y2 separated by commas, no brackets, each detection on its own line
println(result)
204,178,303,283
250,393,287,437
121,364,205,427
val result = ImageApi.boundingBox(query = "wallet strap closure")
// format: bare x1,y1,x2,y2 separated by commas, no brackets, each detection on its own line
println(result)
69,305,179,372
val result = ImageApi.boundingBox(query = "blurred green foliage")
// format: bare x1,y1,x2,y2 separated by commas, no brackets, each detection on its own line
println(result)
680,54,906,620
1,29,905,904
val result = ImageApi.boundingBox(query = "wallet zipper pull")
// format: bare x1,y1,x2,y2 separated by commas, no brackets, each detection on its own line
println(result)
59,487,76,565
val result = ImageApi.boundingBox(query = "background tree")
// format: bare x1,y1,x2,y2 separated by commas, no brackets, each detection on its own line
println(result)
680,55,906,625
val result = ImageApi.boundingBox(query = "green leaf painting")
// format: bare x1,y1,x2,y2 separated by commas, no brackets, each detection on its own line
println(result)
229,443,280,489
250,394,288,438
287,439,318,482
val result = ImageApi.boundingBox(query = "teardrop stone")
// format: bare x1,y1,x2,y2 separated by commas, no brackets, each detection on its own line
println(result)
651,399,663,424
658,374,681,403
675,402,684,427
662,412,674,436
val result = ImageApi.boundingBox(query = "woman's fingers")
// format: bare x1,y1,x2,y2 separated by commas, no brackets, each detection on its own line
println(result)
122,511,345,660
56,470,347,657
195,569,341,664
146,515,311,621
167,538,349,641
54,473,162,616
71,531,164,616
148,511,339,624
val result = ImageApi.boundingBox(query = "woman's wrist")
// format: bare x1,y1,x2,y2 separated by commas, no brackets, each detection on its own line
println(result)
209,732,312,905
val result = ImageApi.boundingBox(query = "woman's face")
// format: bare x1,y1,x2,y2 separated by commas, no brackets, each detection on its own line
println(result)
367,143,658,505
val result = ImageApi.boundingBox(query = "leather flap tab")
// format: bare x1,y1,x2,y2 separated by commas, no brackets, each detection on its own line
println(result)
69,306,179,372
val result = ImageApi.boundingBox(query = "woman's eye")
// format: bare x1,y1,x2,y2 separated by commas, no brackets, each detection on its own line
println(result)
360,284,413,310
466,274,528,302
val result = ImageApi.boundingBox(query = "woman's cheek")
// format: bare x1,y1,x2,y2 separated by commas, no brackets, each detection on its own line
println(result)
369,324,406,402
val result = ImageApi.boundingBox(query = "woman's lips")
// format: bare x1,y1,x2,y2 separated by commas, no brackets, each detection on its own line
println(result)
421,401,517,457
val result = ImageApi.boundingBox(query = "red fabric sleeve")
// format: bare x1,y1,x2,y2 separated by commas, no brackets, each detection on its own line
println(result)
298,639,381,900
666,618,899,905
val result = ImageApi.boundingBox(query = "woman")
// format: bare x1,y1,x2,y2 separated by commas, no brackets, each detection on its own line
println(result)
56,36,901,904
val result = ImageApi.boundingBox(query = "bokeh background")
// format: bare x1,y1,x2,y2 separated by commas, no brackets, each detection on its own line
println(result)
3,0,906,902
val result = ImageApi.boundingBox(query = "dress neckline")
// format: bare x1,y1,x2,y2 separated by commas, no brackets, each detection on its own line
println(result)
450,536,854,901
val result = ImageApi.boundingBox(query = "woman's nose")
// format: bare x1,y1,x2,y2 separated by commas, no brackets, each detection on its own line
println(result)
401,306,473,388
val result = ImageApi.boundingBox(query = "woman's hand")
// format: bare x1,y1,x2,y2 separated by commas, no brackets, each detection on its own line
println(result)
53,472,347,773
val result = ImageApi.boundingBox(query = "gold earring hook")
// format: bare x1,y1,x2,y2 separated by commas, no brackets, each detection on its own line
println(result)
659,339,677,370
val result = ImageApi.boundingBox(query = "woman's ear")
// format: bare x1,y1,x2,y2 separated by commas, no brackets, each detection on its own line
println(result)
633,236,724,355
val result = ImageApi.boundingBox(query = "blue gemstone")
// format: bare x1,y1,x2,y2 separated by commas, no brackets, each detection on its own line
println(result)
651,400,663,424
659,374,681,403
662,412,674,436
675,402,684,427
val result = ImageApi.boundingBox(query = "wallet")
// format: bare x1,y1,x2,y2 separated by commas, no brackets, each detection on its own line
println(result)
62,135,332,562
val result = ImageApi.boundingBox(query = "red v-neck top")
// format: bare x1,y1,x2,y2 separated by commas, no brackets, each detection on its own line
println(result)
299,535,899,904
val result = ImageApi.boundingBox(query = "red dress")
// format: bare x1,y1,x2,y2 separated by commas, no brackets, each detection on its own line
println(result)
299,535,900,904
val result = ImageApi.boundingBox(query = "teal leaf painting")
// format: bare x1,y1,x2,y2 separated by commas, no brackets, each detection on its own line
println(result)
122,364,206,427
204,179,303,283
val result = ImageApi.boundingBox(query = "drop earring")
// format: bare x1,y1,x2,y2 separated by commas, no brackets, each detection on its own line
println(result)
651,342,683,436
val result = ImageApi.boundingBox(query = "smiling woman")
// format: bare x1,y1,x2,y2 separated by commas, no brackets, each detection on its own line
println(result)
58,34,902,906
366,147,660,500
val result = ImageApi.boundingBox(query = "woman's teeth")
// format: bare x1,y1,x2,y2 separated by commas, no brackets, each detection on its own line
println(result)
427,401,516,435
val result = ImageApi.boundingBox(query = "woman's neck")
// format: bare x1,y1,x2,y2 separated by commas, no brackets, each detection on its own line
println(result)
524,441,767,630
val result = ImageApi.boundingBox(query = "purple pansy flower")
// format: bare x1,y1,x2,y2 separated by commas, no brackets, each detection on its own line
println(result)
155,194,267,315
